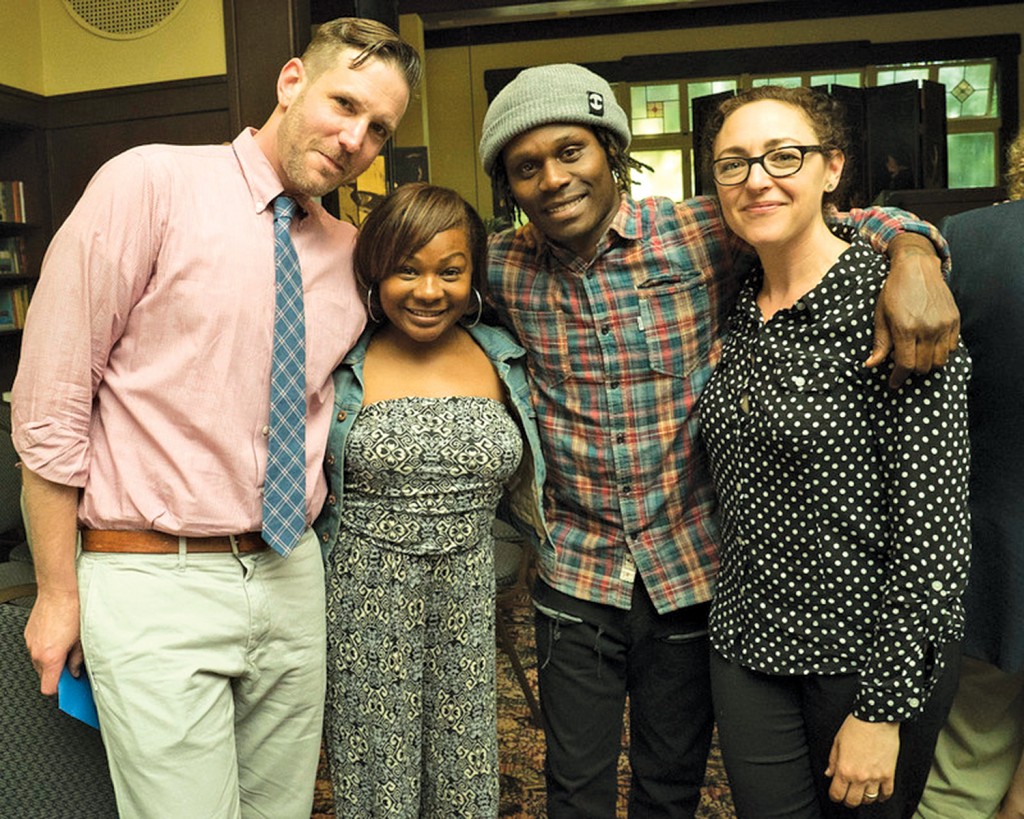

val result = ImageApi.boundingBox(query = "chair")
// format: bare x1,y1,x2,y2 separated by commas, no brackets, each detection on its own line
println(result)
0,558,35,604
493,520,543,728
0,603,118,817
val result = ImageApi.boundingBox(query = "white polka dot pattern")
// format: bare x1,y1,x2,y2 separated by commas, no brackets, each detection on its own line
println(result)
700,236,972,723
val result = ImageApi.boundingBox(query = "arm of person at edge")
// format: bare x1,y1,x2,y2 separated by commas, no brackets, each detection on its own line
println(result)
16,153,154,696
22,469,84,695
836,206,959,388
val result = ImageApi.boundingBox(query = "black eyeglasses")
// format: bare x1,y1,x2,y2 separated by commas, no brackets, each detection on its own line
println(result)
712,145,826,186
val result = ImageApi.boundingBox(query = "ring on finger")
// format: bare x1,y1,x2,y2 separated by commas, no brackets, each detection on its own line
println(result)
865,791,880,799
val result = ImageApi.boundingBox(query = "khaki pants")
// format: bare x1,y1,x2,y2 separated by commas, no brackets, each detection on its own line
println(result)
78,529,326,819
916,656,1024,819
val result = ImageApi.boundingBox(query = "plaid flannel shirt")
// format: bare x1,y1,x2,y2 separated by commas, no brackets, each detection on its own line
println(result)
487,194,945,614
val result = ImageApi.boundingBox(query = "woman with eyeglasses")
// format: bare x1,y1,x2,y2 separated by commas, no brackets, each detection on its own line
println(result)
697,85,971,818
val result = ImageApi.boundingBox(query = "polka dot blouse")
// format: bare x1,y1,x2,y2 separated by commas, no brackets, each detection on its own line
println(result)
700,233,971,723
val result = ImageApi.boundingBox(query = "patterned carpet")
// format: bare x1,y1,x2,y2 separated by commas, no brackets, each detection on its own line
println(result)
311,585,736,818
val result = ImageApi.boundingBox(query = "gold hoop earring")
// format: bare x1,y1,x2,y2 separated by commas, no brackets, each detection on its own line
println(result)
366,285,380,323
463,288,483,329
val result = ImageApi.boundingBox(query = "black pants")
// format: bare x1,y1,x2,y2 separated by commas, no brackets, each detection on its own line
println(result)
710,645,961,819
533,578,713,818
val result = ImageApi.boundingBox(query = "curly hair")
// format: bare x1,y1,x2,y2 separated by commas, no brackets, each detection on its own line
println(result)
1006,126,1024,201
700,85,851,209
490,125,648,224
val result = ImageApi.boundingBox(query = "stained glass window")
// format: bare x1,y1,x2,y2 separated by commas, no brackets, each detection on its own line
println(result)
938,62,997,118
625,57,1004,200
630,84,682,135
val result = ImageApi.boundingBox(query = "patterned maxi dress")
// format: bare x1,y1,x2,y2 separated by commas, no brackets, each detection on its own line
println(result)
324,395,523,818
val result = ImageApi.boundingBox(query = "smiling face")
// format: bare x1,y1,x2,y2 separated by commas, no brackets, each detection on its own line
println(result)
501,124,621,259
713,99,844,252
378,228,474,346
275,51,410,197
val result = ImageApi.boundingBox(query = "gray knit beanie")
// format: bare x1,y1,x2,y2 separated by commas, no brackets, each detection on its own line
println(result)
479,63,631,176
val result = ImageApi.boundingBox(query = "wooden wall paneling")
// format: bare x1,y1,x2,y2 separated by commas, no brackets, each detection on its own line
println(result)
223,0,312,134
44,77,232,227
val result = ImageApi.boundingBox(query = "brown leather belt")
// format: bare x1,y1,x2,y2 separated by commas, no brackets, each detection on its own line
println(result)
81,529,269,554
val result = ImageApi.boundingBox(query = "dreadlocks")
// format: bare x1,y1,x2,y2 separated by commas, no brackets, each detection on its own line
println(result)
490,126,649,225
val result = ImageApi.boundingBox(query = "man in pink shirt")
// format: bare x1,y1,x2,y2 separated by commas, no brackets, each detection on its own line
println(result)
12,18,420,819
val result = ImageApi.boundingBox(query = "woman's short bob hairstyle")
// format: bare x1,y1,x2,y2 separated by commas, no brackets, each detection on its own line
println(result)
701,85,851,210
354,183,489,319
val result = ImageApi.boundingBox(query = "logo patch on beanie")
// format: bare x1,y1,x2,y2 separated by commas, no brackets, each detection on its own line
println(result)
588,91,605,117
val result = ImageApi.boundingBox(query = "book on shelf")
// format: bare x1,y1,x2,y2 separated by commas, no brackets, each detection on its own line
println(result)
0,236,27,275
0,283,32,330
0,180,26,223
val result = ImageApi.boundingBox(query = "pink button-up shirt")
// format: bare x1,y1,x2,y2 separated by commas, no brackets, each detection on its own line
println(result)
12,129,365,535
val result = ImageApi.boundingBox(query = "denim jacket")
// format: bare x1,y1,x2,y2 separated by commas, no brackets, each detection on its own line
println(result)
313,322,550,559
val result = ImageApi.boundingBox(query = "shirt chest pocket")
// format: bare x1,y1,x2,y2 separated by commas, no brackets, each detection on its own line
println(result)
772,357,843,393
765,356,847,450
505,306,573,385
637,272,713,379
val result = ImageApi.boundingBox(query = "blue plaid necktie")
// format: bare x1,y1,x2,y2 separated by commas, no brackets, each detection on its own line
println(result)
262,195,306,557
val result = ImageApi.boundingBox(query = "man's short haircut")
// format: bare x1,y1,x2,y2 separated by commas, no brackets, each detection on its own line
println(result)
301,17,422,93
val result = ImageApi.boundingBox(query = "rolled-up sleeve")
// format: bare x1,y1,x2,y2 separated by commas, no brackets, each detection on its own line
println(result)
12,151,160,486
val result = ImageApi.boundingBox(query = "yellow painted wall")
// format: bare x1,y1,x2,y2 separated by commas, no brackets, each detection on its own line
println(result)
38,0,225,96
416,5,1024,217
397,14,428,151
0,0,44,94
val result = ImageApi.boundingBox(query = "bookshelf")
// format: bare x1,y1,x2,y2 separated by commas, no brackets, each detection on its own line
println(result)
0,87,50,392
0,185,37,334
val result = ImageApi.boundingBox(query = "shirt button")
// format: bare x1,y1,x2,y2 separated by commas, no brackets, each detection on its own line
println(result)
931,580,943,592
617,433,626,444
611,382,620,389
622,485,631,494
326,453,336,466
601,324,610,335
262,425,270,436
321,531,330,543
337,410,347,422
327,494,337,506
908,697,920,709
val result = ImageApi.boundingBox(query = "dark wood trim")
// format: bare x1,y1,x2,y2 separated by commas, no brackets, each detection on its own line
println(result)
223,0,311,132
0,86,47,130
45,76,229,130
400,0,1016,16
485,34,1021,94
310,1,399,30
421,0,1022,49
484,33,1021,148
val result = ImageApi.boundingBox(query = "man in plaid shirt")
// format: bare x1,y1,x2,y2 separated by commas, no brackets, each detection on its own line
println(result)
479,64,958,818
